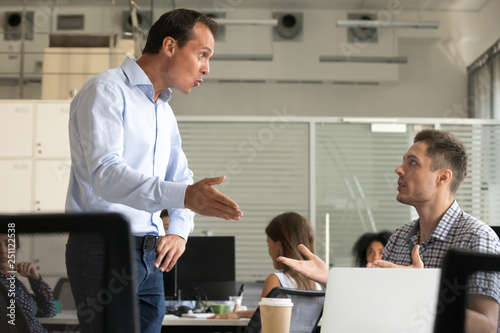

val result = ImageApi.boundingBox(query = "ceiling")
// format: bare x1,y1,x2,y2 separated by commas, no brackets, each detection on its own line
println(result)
171,0,491,12
1,0,491,11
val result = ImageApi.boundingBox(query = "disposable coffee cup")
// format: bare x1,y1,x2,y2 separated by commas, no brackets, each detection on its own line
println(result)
258,298,293,333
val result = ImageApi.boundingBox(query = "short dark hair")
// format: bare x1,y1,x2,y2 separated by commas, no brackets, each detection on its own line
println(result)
351,231,392,267
160,209,169,218
414,129,468,195
142,8,217,55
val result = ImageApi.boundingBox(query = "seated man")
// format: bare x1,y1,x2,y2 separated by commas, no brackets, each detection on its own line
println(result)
278,129,500,333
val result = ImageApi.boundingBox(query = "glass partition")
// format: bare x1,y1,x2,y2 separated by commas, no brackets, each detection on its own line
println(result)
315,122,500,268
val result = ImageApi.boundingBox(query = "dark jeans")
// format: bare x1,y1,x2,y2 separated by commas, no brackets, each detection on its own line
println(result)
66,234,164,333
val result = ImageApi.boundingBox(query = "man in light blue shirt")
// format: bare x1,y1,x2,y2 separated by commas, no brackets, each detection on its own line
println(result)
65,9,243,333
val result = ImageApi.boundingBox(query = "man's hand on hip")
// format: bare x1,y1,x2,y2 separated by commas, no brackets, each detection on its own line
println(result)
155,235,186,272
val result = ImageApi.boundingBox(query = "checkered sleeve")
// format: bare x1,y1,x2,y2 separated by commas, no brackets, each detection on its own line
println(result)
466,226,500,305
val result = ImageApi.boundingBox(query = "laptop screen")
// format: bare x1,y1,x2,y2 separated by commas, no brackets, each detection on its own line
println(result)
321,267,441,333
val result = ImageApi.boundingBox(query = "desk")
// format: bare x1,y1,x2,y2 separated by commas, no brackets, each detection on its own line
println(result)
39,311,250,333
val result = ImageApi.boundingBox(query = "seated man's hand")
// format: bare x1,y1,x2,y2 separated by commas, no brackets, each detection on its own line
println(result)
277,244,329,287
367,245,424,269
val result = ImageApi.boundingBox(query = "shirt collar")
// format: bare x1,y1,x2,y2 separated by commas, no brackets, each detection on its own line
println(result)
431,200,461,241
121,56,172,103
407,200,461,246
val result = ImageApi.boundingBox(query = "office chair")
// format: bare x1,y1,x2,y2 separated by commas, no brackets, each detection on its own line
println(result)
53,277,76,311
433,249,500,333
0,213,140,333
244,287,325,333
0,279,30,333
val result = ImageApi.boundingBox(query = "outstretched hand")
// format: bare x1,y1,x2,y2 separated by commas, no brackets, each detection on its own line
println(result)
367,245,424,268
185,176,243,221
277,244,329,287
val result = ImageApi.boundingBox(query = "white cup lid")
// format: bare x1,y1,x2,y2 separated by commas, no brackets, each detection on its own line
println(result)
258,298,293,307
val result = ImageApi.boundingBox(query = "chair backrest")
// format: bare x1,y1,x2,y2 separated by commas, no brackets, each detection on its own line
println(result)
0,213,140,333
0,280,30,333
53,277,76,311
433,249,500,333
244,287,325,333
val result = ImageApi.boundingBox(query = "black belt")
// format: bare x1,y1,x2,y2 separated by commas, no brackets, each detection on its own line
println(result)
135,236,161,251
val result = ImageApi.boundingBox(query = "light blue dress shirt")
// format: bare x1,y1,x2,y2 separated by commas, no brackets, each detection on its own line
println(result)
66,57,194,238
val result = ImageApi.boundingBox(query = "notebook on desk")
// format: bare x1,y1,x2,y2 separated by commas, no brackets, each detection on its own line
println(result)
181,313,214,319
321,267,441,333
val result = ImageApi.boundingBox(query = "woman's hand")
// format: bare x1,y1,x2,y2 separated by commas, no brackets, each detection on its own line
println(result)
16,262,40,280
207,312,240,319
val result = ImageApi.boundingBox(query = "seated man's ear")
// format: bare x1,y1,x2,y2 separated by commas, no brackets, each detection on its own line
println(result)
438,169,452,185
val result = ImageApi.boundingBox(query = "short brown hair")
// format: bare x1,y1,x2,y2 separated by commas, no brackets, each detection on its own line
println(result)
142,9,217,55
414,129,468,195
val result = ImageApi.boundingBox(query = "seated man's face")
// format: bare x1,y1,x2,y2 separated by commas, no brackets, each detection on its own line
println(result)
395,141,441,206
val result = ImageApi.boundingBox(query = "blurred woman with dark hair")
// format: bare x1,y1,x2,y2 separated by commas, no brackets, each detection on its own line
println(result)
351,231,392,267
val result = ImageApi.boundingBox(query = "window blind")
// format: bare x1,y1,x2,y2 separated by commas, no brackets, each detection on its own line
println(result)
441,124,500,224
316,122,500,267
178,121,310,282
178,119,500,279
315,123,414,267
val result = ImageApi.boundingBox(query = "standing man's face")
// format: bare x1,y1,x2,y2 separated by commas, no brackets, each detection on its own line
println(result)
166,22,214,94
394,141,441,207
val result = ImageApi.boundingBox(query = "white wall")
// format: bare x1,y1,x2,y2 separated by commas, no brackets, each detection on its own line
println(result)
471,0,500,63
0,2,499,118
170,38,467,118
168,4,498,118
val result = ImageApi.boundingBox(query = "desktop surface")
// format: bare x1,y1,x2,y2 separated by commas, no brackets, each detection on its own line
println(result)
39,311,249,333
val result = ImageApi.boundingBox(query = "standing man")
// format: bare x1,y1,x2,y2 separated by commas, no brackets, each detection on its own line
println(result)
65,9,243,333
278,129,500,333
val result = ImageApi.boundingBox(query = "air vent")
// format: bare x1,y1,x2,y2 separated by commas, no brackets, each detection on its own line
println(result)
273,12,303,41
4,12,34,41
122,10,151,36
347,13,378,43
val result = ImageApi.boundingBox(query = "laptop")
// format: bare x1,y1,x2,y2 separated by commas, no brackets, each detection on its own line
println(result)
321,267,441,333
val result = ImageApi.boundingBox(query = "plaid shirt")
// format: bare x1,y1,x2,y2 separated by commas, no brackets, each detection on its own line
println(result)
383,200,500,305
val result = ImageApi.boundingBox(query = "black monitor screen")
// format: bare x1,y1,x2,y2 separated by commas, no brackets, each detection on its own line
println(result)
491,226,500,238
164,236,235,302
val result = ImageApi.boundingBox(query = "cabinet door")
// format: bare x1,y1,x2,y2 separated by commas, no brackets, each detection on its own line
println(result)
0,160,32,213
34,160,70,212
35,103,70,158
0,103,34,157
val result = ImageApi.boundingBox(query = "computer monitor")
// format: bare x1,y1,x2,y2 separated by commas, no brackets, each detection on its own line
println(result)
164,236,235,302
491,226,500,238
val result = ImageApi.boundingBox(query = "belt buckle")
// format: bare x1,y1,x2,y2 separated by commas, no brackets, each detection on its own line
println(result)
143,236,157,251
